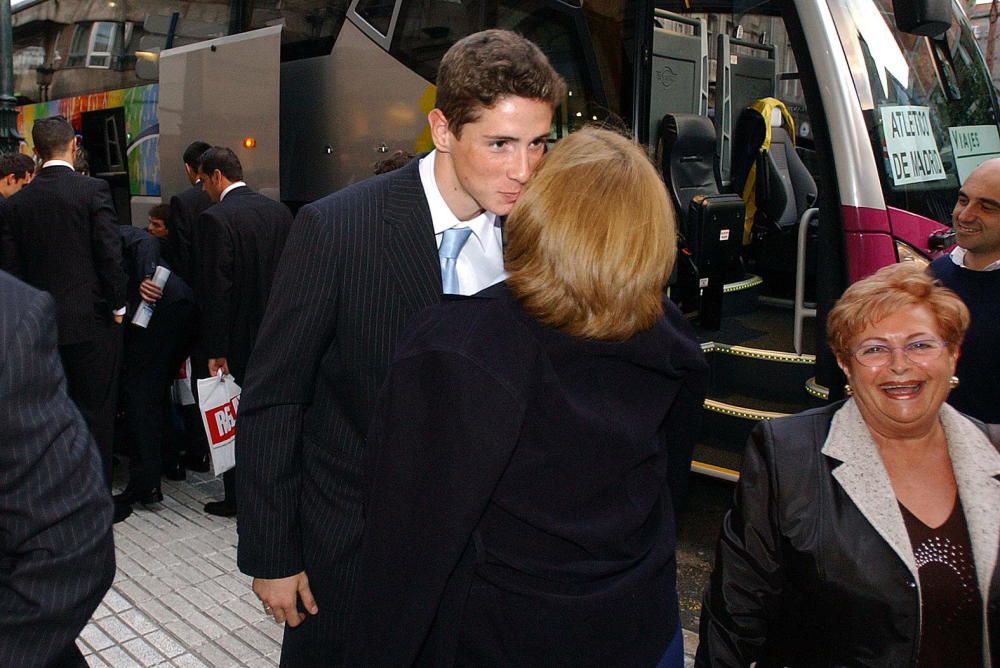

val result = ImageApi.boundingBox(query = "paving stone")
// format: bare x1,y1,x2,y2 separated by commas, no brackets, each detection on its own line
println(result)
170,654,210,668
214,632,261,662
85,654,110,667
188,641,240,666
119,608,158,636
233,624,280,655
121,637,165,665
103,589,134,613
80,623,115,651
97,616,137,644
162,620,208,649
144,631,186,659
95,646,142,668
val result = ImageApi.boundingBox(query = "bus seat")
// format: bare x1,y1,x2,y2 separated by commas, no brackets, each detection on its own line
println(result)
661,113,744,329
731,97,816,245
660,113,720,215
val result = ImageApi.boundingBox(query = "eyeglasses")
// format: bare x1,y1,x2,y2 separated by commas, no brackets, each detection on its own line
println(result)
852,339,949,368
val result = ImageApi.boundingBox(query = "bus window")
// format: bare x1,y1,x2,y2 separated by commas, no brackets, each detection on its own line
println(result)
356,0,397,35
831,0,1000,225
389,1,621,138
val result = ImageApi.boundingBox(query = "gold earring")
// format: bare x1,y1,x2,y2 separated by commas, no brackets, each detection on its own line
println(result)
844,383,853,396
949,376,960,388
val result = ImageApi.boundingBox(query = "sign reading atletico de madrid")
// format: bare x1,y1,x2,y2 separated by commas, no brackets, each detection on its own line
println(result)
205,395,239,446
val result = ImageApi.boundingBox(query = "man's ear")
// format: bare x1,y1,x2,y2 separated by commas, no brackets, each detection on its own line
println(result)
428,109,452,153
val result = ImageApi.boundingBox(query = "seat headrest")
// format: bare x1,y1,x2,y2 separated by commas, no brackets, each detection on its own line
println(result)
662,114,716,155
770,107,783,127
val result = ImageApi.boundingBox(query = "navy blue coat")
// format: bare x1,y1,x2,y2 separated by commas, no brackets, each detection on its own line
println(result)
348,283,709,666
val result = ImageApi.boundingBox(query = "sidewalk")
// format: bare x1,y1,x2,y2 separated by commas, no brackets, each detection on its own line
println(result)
79,472,698,666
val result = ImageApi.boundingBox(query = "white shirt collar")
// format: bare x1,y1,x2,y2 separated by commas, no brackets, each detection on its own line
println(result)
418,150,497,246
42,159,75,170
220,181,246,201
950,245,1000,271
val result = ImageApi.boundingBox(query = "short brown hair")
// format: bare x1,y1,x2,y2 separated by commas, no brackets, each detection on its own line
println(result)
148,203,171,221
32,116,76,160
0,153,35,180
827,263,969,363
505,127,676,341
436,29,566,137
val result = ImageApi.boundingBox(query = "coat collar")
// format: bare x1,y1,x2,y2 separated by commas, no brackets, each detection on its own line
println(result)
383,158,441,310
822,399,1000,600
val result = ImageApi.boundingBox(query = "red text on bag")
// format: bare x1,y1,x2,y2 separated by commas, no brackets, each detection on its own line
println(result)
205,395,240,446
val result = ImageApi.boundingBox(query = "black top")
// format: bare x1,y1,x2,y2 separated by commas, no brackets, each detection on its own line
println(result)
929,256,1000,423
347,282,709,666
900,497,984,667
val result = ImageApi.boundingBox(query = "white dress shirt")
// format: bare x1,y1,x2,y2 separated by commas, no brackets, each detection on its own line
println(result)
42,159,75,170
220,181,247,201
419,151,505,296
950,245,1000,271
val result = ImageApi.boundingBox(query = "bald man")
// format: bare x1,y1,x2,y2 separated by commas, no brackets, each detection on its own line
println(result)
929,157,1000,422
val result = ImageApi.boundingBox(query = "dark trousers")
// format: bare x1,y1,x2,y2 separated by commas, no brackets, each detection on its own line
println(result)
123,300,198,492
59,323,122,486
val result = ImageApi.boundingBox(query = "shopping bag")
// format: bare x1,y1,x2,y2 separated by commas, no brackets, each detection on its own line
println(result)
197,370,241,476
172,357,195,406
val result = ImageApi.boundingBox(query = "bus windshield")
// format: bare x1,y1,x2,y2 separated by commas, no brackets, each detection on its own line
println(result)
832,0,1000,225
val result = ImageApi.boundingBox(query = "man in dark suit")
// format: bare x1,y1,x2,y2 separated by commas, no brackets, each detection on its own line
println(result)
167,140,212,284
0,270,115,667
0,116,126,484
196,146,292,517
238,30,565,666
113,223,198,523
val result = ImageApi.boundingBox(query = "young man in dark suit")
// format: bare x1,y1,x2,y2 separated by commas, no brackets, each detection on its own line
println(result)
238,30,565,666
0,270,115,667
195,146,293,517
0,116,127,485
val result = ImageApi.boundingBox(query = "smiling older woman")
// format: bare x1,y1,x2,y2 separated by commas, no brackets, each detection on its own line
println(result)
697,262,1000,667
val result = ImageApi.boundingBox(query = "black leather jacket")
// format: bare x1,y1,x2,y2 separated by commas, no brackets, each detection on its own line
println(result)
697,402,1000,667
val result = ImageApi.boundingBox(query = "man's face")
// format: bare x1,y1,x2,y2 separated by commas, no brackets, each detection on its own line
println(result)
147,216,168,238
199,170,224,202
430,96,554,220
952,160,1000,267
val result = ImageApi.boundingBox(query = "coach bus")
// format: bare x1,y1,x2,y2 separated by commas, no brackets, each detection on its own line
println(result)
20,0,999,479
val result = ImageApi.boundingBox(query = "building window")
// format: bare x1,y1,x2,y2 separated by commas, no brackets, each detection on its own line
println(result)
67,22,127,68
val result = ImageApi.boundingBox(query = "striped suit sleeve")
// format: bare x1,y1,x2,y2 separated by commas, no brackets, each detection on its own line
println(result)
236,203,341,577
0,284,115,667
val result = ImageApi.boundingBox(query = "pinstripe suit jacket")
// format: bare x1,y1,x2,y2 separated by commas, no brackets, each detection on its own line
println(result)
0,271,115,667
236,158,441,663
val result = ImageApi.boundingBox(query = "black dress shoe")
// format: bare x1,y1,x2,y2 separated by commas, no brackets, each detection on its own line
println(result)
113,486,164,506
162,462,186,481
113,501,133,524
184,452,210,472
203,500,237,517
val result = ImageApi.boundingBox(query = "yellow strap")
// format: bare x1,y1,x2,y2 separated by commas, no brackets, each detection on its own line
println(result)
741,97,796,245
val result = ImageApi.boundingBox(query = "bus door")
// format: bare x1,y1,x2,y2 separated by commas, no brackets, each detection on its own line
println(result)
81,108,132,225
649,1,838,479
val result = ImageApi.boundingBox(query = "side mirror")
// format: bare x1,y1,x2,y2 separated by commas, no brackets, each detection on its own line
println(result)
893,0,951,37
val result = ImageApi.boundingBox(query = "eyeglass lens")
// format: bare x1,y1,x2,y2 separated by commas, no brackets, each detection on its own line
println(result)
853,340,946,367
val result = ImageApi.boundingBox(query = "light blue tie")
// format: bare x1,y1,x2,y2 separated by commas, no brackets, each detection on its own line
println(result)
439,227,473,295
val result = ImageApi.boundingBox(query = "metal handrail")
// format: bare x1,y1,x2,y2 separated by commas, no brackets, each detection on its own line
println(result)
793,207,820,355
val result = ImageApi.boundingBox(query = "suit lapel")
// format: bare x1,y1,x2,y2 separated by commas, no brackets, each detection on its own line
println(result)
822,399,918,578
383,161,441,310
